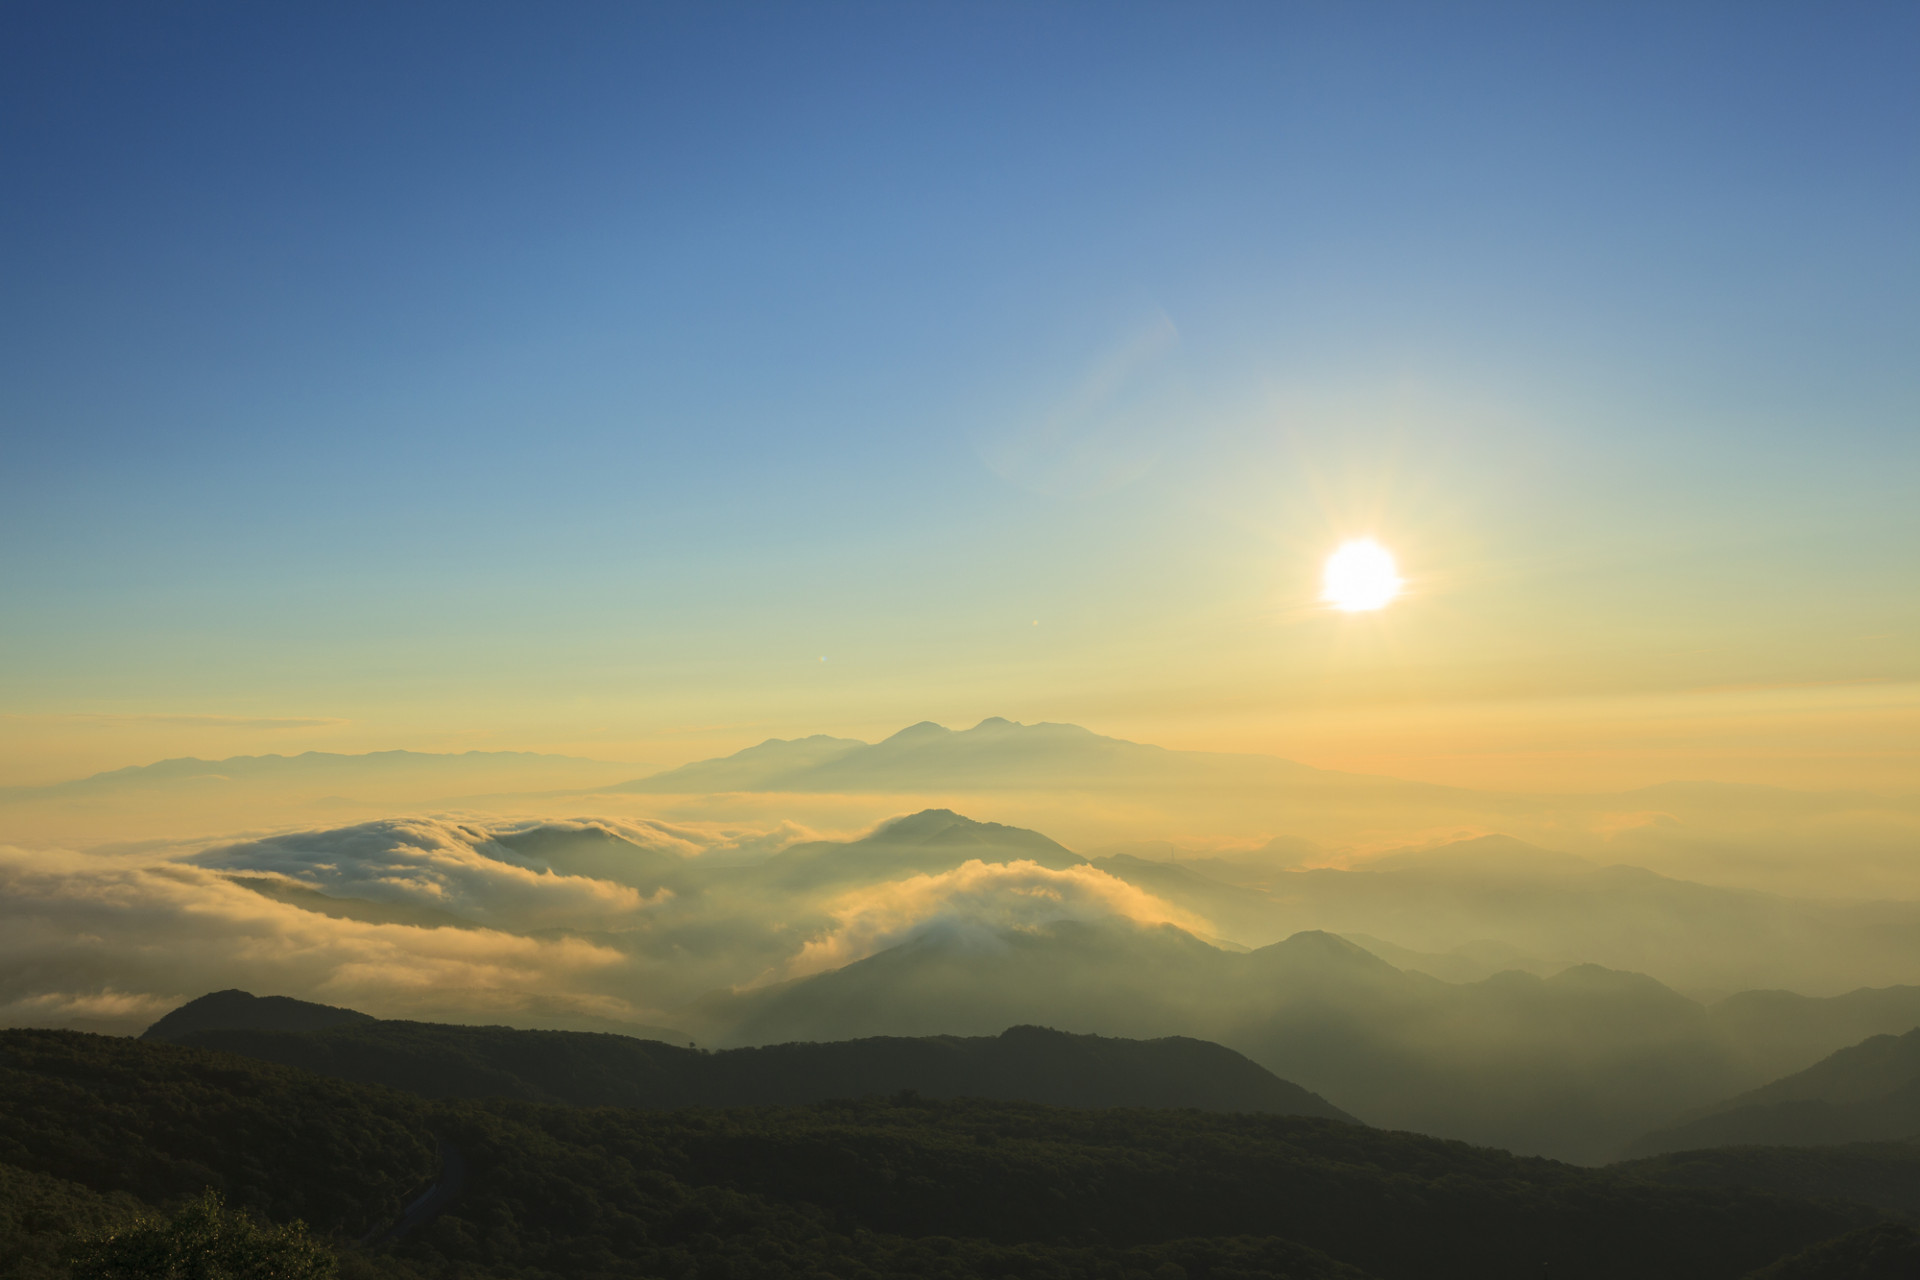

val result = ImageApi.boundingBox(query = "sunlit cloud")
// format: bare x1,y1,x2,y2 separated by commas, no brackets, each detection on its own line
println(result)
0,842,648,1033
778,857,1211,981
186,818,672,931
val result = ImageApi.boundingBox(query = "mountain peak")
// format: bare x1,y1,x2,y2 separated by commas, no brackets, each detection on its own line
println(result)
1251,930,1406,979
863,809,1076,856
882,721,954,744
142,989,374,1043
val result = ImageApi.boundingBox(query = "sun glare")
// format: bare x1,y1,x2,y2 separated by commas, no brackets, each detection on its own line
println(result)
1322,539,1402,612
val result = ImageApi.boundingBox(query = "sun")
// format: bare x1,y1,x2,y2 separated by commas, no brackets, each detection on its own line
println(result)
1321,539,1403,612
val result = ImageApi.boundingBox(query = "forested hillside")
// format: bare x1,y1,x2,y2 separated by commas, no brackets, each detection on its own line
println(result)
0,1029,1897,1280
147,990,1350,1119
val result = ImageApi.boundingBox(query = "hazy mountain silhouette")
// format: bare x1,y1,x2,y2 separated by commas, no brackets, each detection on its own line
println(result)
1096,834,1920,1000
1355,833,1599,878
1628,1028,1920,1155
614,717,1348,794
1087,853,1281,943
142,993,1351,1119
1730,1027,1920,1108
684,918,1766,1162
748,807,1085,891
0,749,626,800
1710,989,1920,1081
608,733,868,792
600,721,1920,903
491,822,694,890
1341,934,1559,983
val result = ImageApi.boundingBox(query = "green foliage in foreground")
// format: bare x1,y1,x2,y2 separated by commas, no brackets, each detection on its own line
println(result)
0,1029,1901,1280
1619,1141,1920,1218
66,1190,334,1280
0,1161,145,1280
1746,1223,1920,1279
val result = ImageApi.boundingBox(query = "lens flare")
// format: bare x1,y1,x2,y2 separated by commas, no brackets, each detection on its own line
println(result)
1322,539,1402,612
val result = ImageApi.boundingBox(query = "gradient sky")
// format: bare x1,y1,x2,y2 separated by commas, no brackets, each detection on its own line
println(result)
2,2,1915,789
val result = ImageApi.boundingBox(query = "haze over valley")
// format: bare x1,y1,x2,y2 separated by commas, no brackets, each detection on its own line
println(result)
4,718,1917,1168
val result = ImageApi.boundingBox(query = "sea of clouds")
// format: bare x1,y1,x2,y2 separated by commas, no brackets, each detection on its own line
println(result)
0,814,1203,1037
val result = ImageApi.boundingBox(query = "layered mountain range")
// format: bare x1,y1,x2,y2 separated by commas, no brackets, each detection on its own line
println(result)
7,719,1920,1167
7,799,1916,1162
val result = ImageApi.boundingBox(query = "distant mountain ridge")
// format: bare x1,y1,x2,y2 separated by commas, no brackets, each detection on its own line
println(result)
684,916,1731,1162
141,990,1353,1120
0,748,632,800
681,910,1920,1164
614,717,1354,795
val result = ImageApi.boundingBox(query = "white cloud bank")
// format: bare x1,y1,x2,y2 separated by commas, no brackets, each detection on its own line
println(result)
187,818,670,931
781,857,1208,980
0,842,639,1034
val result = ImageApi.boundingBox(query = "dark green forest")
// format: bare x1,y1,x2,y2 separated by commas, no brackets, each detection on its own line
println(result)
4,1029,1916,1280
143,992,1348,1120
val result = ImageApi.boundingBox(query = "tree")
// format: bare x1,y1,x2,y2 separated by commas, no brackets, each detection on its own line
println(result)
66,1190,336,1280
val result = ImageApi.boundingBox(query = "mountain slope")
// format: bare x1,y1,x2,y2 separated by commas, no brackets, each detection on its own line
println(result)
1746,1222,1920,1279
608,733,867,792
158,1011,1354,1120
0,1027,1886,1280
1727,1027,1920,1108
1628,1028,1920,1155
749,806,1085,891
1619,1142,1920,1219
685,919,1752,1162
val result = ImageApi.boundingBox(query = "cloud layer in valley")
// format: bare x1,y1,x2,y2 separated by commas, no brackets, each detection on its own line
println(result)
780,857,1207,980
0,841,640,1035
0,813,1212,1036
187,818,673,931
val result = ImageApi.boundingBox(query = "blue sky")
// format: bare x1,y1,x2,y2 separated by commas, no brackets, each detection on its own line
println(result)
2,2,1915,786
